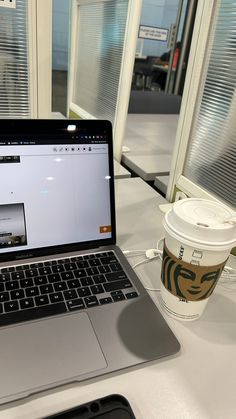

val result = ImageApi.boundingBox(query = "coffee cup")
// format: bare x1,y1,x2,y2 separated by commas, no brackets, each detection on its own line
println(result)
160,198,236,321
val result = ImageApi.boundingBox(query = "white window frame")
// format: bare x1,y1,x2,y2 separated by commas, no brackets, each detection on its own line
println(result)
166,0,233,207
67,0,142,161
28,0,52,118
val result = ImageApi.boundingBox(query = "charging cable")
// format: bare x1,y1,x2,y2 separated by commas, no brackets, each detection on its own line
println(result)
122,247,162,292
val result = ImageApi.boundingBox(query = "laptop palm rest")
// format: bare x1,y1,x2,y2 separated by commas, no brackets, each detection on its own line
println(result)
0,312,107,402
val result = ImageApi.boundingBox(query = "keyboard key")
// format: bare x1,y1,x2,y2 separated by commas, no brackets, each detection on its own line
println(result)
11,271,25,280
98,252,108,257
67,298,85,311
77,287,91,298
16,265,25,271
76,260,89,269
34,276,48,286
0,283,4,292
84,296,99,308
49,292,64,303
64,262,77,271
61,271,74,281
99,297,112,305
70,256,83,262
126,292,138,299
40,284,53,294
1,267,15,273
104,280,132,293
0,292,10,302
67,279,80,289
100,256,118,265
89,259,100,267
64,290,77,300
25,287,40,297
0,303,3,313
11,289,25,300
30,262,44,268
98,265,111,274
90,284,104,294
55,258,69,264
111,290,123,297
39,267,52,275
112,293,125,302
0,302,67,327
20,298,35,310
110,263,123,272
6,280,19,291
105,272,127,282
20,278,34,288
74,269,86,278
54,282,68,292
25,269,38,278
93,274,106,284
48,273,61,283
44,260,56,266
52,265,65,273
4,301,19,312
80,277,93,287
86,267,99,276
35,295,50,306
0,273,10,282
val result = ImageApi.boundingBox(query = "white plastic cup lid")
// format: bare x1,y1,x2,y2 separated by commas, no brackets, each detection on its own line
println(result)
163,198,236,250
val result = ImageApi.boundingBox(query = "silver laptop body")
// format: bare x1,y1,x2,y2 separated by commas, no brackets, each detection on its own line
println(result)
0,119,180,404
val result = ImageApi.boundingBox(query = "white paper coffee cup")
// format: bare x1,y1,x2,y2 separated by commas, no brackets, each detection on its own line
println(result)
160,199,236,321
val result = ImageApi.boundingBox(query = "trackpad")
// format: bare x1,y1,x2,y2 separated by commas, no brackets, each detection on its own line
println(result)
0,313,107,400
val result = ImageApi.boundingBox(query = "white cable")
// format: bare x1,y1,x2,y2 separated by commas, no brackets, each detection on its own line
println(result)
132,258,150,269
122,250,147,256
131,255,161,292
145,287,160,292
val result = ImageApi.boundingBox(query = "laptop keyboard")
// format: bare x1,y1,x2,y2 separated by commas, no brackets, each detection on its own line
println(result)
0,251,138,327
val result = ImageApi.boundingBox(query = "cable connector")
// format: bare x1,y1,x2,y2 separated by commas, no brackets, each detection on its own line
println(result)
145,249,162,259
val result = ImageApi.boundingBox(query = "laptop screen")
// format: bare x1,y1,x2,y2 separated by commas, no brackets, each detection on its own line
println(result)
0,120,115,261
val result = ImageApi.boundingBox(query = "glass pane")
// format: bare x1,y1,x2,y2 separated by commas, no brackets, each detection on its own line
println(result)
73,0,129,123
132,0,188,94
0,0,30,118
183,0,236,207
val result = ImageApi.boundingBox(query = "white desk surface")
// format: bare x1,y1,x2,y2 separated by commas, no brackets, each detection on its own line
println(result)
1,178,236,419
154,175,169,194
114,160,131,179
122,114,179,181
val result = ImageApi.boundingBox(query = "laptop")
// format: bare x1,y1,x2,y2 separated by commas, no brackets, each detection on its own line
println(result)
0,119,180,404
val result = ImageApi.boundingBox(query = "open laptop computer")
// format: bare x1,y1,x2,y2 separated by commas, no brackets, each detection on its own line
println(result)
0,119,180,404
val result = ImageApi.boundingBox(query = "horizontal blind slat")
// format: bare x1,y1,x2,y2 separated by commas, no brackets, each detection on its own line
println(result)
72,0,128,123
0,0,30,118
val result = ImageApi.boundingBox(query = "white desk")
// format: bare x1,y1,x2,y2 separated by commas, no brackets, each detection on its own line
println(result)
114,160,131,179
122,114,179,181
154,175,169,194
1,178,236,419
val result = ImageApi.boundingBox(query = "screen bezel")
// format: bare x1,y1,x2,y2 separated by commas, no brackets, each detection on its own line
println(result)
0,119,116,262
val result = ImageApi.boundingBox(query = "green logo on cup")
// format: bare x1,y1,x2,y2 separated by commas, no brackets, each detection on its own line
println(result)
161,243,227,302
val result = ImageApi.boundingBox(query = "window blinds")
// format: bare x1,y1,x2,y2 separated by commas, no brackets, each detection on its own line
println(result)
183,0,236,207
0,0,30,118
73,0,129,123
